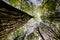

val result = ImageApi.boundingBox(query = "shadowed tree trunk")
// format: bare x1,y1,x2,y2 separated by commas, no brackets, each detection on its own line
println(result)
0,0,33,39
37,27,45,40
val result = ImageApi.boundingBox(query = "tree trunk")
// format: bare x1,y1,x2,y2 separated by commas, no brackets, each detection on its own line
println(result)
37,27,45,40
0,0,33,39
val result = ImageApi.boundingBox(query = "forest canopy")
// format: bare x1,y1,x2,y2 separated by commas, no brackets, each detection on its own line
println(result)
1,0,60,40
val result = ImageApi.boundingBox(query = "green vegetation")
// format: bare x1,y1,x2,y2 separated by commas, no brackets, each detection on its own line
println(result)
1,0,60,40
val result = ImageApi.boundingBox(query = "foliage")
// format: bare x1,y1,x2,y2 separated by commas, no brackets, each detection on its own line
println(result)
8,0,20,6
26,29,39,40
42,0,57,11
40,0,60,23
2,0,60,40
8,0,35,15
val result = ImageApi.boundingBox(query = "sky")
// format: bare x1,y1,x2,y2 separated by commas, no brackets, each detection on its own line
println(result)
29,0,43,6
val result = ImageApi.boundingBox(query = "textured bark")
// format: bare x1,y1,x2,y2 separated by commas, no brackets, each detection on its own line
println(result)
0,0,33,39
37,27,45,40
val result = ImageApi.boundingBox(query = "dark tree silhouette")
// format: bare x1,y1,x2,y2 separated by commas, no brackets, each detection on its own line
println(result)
0,0,33,39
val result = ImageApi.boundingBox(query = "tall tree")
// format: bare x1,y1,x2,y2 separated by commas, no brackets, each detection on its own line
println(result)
0,0,33,39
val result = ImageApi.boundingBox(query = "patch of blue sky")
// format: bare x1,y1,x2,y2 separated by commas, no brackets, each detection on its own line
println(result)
29,0,43,6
